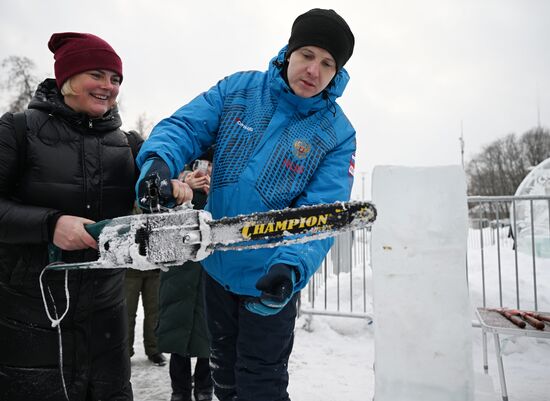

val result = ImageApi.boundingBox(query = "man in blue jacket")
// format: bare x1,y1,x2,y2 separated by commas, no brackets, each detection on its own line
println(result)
136,8,355,401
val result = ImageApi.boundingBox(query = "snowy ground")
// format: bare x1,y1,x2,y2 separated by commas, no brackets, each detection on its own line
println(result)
130,308,375,401
130,230,550,401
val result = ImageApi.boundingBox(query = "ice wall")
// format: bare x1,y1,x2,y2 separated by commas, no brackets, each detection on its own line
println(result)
371,166,474,401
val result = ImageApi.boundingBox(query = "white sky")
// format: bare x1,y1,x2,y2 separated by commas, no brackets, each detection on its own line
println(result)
1,0,549,198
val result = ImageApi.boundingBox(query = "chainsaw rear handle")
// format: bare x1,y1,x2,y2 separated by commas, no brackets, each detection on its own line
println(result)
47,219,112,263
84,219,111,240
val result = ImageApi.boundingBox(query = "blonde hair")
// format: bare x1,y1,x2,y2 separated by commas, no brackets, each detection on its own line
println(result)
60,78,77,96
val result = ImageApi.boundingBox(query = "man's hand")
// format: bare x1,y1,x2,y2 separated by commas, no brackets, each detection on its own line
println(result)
171,179,194,204
53,215,98,250
245,264,297,316
137,157,190,210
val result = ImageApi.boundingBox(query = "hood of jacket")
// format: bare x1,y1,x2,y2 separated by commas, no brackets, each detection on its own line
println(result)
28,78,122,132
267,45,350,115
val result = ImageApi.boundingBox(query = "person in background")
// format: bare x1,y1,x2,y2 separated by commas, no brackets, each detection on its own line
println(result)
125,194,167,366
135,8,355,401
0,32,143,400
157,149,214,401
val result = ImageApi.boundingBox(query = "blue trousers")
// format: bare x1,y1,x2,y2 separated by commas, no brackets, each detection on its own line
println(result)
203,273,298,401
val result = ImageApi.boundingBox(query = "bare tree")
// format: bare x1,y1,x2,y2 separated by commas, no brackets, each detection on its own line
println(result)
520,126,550,168
1,56,38,112
466,133,528,197
466,127,550,198
133,112,154,138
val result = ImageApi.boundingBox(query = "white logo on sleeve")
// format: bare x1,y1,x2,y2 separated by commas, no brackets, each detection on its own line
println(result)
235,118,254,132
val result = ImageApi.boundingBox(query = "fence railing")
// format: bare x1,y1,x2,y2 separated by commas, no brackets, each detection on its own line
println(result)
300,228,372,321
300,195,550,320
467,195,550,313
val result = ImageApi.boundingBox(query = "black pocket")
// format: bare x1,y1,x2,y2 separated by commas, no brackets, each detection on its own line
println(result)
0,364,73,401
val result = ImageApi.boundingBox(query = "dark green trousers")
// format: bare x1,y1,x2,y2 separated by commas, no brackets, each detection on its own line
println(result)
125,269,161,357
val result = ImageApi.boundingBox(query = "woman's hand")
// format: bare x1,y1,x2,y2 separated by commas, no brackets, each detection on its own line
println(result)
171,179,194,205
53,215,98,250
184,170,211,194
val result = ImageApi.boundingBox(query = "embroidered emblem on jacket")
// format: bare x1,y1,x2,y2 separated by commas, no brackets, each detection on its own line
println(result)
292,140,311,159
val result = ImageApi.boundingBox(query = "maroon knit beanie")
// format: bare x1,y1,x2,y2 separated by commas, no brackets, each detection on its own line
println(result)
48,32,123,88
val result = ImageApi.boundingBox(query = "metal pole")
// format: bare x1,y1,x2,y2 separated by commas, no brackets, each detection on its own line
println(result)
529,200,538,310
459,121,465,169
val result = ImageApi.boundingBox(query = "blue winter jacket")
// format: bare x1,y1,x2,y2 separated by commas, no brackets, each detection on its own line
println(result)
136,46,356,296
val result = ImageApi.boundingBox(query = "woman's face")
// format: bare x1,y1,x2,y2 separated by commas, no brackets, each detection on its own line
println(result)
63,69,121,117
286,46,337,98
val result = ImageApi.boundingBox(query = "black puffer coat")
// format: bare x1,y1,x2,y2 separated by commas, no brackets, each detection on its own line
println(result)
0,79,141,401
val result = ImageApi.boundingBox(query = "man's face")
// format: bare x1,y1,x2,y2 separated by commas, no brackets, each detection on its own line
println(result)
286,46,337,98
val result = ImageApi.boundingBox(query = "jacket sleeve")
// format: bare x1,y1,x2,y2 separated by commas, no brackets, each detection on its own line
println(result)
136,76,231,176
0,112,60,244
264,119,357,291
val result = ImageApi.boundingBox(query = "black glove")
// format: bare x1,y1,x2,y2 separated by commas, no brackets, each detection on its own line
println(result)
245,264,297,316
136,157,175,211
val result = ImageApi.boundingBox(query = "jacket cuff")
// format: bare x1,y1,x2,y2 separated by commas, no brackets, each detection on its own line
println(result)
46,212,64,243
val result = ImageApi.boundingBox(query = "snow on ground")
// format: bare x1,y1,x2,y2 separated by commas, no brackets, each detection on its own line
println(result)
130,228,550,401
130,307,375,401
288,315,374,400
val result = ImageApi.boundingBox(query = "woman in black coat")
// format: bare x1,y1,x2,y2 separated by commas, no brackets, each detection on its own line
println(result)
0,32,141,401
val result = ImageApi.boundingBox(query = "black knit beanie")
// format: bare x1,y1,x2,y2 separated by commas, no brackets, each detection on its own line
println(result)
287,8,354,70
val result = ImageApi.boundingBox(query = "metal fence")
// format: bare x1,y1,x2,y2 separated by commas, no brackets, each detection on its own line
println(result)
300,195,550,320
467,195,550,313
300,228,372,321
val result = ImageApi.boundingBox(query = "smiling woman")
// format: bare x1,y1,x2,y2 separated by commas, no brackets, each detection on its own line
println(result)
49,32,123,118
62,70,121,117
0,31,140,401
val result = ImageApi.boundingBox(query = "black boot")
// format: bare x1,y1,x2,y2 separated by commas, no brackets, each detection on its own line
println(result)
148,353,167,366
193,390,213,401
193,358,213,401
170,394,191,401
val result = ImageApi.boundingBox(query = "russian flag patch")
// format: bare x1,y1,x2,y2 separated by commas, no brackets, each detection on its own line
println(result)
348,153,355,177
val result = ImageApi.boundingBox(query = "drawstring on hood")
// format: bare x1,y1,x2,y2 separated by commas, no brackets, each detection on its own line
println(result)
322,91,337,117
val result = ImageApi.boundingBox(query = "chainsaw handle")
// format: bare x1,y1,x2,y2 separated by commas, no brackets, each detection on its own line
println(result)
47,219,111,264
84,219,111,241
